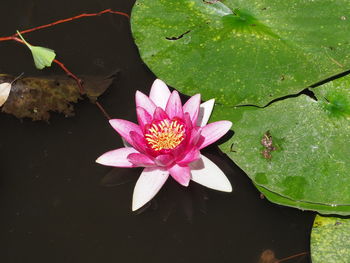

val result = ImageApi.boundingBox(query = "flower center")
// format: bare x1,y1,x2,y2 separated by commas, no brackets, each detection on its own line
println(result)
145,119,185,151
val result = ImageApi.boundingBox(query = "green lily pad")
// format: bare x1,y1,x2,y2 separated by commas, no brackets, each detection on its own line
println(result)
311,215,350,262
256,185,350,216
211,75,350,210
131,0,350,106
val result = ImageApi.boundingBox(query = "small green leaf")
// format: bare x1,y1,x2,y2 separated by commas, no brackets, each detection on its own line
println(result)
17,30,56,70
311,215,350,263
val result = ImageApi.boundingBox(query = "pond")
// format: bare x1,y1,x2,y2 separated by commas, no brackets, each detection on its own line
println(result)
0,0,315,262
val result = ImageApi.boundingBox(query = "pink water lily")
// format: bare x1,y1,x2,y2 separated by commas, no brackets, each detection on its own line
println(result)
96,79,232,211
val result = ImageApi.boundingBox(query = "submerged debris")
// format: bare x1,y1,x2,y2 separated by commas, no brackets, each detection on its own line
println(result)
0,72,117,121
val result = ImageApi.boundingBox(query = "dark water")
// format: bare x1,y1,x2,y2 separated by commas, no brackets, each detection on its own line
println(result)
0,0,314,262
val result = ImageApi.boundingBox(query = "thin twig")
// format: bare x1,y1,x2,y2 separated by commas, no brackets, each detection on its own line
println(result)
0,9,129,41
95,101,111,120
277,252,308,263
53,59,85,94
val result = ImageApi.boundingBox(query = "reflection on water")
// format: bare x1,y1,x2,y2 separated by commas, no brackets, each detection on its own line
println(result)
100,167,209,223
138,180,209,223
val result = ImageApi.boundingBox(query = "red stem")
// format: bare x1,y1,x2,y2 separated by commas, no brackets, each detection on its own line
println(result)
277,252,308,263
53,60,112,120
96,101,111,120
53,59,84,94
0,9,129,41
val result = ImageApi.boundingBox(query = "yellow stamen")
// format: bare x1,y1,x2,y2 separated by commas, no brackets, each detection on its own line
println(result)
145,119,185,151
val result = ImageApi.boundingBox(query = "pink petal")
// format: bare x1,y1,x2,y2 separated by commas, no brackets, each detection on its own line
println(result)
183,112,193,131
198,121,232,149
153,107,169,121
154,154,174,167
129,131,148,154
189,127,202,146
190,155,232,192
96,147,139,167
168,164,191,186
132,167,169,211
171,112,192,156
177,148,200,165
197,99,215,127
183,94,201,126
149,79,171,109
171,112,193,156
136,107,152,129
127,153,155,167
109,119,142,146
165,90,183,119
136,90,157,115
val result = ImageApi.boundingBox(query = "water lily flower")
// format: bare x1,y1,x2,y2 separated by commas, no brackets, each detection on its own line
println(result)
96,79,232,211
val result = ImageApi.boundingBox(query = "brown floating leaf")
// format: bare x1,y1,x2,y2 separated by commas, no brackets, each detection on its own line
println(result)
0,72,117,121
258,250,278,263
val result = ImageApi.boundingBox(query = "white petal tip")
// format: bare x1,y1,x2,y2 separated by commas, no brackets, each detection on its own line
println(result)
219,183,233,193
197,99,216,127
191,176,232,192
180,181,190,187
132,168,169,212
108,119,118,126
95,157,110,166
131,194,152,211
95,157,103,164
224,121,233,131
153,79,167,87
190,155,233,193
149,79,171,109
132,201,144,212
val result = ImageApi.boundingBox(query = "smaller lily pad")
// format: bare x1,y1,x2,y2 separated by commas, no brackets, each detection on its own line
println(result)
311,215,350,263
